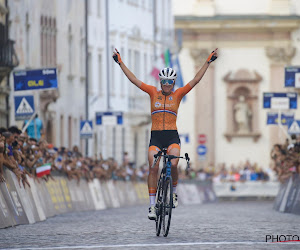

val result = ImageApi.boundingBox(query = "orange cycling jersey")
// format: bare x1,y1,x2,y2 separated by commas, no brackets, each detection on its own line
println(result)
140,82,192,131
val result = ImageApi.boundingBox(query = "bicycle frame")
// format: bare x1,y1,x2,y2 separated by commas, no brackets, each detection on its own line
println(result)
151,149,190,237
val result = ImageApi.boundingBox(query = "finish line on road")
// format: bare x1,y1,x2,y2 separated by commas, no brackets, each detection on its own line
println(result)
9,241,300,249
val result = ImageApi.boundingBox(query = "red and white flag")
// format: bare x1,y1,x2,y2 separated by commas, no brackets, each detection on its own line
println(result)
150,53,165,81
36,163,51,178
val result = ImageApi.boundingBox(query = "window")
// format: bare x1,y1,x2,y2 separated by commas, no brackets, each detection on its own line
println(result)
112,127,116,158
68,116,72,148
120,48,125,95
134,51,140,95
88,52,93,94
25,13,30,67
45,17,49,65
80,27,85,77
144,53,147,83
53,19,57,66
68,24,73,75
149,0,153,11
97,0,101,17
40,16,45,66
128,49,132,104
134,51,140,79
67,0,72,13
98,53,102,94
40,16,56,67
60,115,64,146
74,118,78,144
111,46,115,95
88,0,92,14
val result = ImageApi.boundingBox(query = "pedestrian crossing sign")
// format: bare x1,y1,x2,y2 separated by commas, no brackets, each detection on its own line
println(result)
80,120,93,139
14,95,35,120
288,120,300,134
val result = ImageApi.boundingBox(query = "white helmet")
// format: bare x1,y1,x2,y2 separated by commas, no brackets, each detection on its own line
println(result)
158,67,177,81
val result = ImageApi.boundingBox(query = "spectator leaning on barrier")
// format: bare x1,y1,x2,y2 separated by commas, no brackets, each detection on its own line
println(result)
12,138,31,188
1,129,22,186
25,142,43,182
270,138,300,183
0,131,5,182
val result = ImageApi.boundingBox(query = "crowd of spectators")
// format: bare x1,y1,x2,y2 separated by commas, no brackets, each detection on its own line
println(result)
0,126,149,189
178,161,271,183
3,124,295,188
270,134,300,183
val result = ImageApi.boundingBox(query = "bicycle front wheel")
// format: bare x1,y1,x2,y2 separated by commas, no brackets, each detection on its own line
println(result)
155,176,163,236
162,176,173,237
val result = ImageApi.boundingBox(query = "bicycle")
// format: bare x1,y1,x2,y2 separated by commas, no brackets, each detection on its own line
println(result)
151,148,190,237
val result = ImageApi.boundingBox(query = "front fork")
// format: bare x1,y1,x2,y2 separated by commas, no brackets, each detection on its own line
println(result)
156,160,171,214
165,160,172,180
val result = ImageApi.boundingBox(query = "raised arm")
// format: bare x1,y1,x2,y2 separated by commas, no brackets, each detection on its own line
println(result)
112,48,143,88
188,48,218,89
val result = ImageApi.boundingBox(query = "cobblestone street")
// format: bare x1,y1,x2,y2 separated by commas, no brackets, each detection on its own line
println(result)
1,201,300,250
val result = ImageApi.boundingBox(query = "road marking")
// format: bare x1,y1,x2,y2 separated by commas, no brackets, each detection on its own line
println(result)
7,241,300,250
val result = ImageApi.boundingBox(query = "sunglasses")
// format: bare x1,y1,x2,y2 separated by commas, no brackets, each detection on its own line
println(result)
161,79,175,86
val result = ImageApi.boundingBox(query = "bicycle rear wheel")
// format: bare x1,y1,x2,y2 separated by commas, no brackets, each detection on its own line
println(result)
162,176,173,237
155,176,163,236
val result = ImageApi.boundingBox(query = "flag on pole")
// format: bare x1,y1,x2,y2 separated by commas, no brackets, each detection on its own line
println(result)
171,54,184,88
171,53,186,101
36,163,51,178
164,49,172,67
150,53,165,81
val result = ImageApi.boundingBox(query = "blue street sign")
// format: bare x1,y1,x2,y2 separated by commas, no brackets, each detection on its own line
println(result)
288,120,300,135
263,92,297,109
285,66,300,87
14,95,34,120
96,112,123,125
197,145,207,156
13,68,58,91
267,112,294,125
80,120,93,139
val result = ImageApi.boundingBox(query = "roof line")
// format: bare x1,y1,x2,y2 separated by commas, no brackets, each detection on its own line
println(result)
175,15,300,21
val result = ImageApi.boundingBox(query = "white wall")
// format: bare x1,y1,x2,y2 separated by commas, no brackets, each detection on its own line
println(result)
214,48,270,167
176,48,196,166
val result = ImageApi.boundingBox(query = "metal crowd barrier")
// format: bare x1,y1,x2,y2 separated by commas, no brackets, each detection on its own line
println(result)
0,168,216,229
274,173,300,215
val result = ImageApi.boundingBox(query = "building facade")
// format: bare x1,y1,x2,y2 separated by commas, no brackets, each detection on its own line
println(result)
174,0,300,169
8,0,85,149
7,0,174,167
89,0,174,166
0,0,18,128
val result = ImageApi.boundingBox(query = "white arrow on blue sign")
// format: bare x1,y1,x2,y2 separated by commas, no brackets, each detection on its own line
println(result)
197,145,207,156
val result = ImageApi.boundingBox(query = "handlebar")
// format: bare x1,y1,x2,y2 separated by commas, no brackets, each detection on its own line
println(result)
152,151,190,170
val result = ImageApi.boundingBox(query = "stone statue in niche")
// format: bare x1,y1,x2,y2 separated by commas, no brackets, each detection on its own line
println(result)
233,95,252,133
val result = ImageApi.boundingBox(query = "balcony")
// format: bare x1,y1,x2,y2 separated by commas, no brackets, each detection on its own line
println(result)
0,40,19,76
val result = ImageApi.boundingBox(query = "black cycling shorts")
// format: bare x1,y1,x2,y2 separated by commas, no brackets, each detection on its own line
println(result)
149,130,181,150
